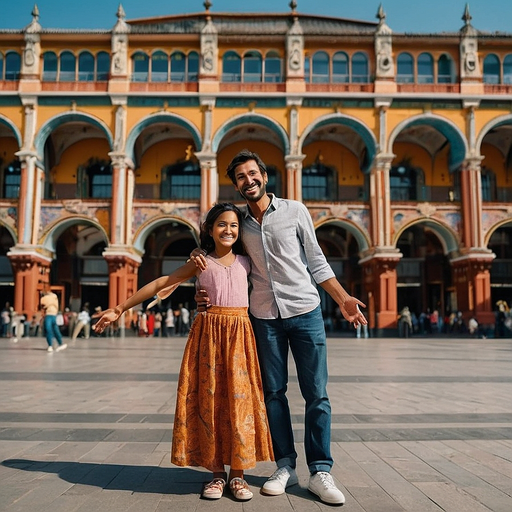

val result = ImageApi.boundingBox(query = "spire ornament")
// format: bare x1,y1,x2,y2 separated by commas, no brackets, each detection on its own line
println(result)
462,3,472,26
204,0,212,12
289,0,298,14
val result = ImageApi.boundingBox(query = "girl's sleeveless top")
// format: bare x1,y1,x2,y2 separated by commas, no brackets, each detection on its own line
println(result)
196,254,250,308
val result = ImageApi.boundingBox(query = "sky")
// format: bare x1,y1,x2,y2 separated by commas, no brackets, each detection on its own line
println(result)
0,0,511,34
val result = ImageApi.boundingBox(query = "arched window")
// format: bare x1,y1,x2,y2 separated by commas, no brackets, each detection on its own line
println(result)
302,158,337,201
390,161,418,200
503,54,512,84
437,54,453,83
78,51,94,81
243,51,262,82
332,51,349,83
152,51,168,82
4,52,21,81
312,51,329,83
222,51,241,82
187,51,199,81
60,51,76,81
352,52,369,83
483,54,500,84
132,51,149,82
161,160,201,200
96,51,110,81
264,51,282,83
2,159,21,199
79,158,112,198
397,53,414,83
42,51,58,81
417,53,434,84
170,51,185,81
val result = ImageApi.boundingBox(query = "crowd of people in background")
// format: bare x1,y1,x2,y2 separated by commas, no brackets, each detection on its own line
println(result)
1,298,512,342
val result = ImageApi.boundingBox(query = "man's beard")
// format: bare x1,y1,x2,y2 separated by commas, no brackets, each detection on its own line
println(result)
239,181,266,202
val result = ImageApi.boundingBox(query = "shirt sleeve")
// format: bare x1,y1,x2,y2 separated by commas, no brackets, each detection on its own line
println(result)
296,202,335,284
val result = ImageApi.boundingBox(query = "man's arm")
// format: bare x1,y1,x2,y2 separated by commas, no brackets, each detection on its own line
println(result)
319,277,367,327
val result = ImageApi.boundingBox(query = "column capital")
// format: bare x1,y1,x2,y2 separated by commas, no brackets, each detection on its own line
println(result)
359,247,402,266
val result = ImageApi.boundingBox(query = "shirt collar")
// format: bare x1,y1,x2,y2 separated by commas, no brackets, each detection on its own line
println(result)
243,193,276,219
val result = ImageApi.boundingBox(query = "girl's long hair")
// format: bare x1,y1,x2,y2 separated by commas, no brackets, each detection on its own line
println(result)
199,203,246,255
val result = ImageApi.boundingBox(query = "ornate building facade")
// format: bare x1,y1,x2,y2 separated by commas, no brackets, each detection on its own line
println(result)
1,2,512,334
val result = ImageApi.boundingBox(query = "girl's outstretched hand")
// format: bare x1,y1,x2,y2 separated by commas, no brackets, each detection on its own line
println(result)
189,248,208,271
93,308,120,334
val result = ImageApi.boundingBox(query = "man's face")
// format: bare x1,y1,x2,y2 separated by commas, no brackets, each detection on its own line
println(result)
233,159,268,202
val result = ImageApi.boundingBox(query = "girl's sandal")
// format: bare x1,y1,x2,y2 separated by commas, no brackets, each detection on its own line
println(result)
229,477,253,501
202,477,226,500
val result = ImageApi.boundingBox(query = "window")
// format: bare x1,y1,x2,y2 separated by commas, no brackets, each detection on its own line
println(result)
2,159,21,199
483,54,500,84
332,52,349,83
437,54,453,83
170,51,185,82
264,51,282,83
352,52,369,83
397,53,414,83
312,51,329,83
161,160,201,200
265,165,282,197
417,53,434,84
132,52,149,82
60,51,76,81
187,52,199,81
243,51,262,82
42,52,58,81
152,51,168,82
222,51,241,82
302,160,337,201
0,54,3,80
390,162,417,200
78,51,94,81
481,167,496,201
4,52,21,80
80,159,112,198
503,54,512,84
96,51,110,81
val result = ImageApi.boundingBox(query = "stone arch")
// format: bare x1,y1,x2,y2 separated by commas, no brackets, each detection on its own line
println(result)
393,217,460,255
212,113,289,154
315,217,371,253
388,113,468,172
0,114,22,147
125,113,202,165
298,113,378,173
132,215,200,255
40,216,108,255
476,113,512,154
35,112,114,161
484,218,512,247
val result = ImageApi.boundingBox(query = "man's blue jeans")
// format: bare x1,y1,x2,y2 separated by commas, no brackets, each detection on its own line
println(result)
44,315,63,347
251,305,333,474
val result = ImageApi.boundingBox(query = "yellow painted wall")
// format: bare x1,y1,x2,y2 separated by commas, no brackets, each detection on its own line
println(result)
0,137,20,162
53,139,111,183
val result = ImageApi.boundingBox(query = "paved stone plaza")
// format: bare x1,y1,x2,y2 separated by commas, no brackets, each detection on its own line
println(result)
0,334,511,511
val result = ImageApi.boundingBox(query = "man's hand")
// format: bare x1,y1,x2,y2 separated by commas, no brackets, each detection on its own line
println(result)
93,308,121,334
340,297,368,327
194,289,211,312
190,248,208,271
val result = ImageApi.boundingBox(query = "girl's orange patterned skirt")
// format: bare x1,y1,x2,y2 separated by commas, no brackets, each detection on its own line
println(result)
171,306,274,471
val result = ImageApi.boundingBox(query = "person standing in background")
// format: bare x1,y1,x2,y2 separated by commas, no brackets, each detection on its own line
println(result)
40,290,67,353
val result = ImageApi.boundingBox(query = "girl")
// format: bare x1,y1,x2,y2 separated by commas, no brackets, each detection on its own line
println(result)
93,203,273,501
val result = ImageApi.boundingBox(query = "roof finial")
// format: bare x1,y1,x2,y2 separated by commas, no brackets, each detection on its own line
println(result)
462,3,472,26
32,4,39,21
289,1,298,14
116,3,126,21
204,0,212,12
376,3,386,24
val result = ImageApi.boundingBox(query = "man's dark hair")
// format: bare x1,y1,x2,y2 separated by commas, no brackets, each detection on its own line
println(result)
226,149,267,184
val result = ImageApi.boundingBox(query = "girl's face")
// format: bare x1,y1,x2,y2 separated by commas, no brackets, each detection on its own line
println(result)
209,211,239,251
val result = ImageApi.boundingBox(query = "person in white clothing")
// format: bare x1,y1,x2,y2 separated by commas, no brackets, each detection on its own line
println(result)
72,307,91,341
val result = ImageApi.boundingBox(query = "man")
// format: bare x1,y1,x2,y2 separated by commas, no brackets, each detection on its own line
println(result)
195,150,367,505
40,290,67,352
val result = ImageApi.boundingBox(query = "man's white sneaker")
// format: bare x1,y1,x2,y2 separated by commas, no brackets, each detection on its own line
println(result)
308,471,345,505
261,465,298,496
56,343,67,352
47,346,54,352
